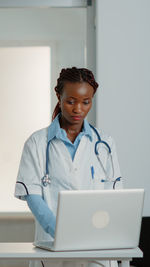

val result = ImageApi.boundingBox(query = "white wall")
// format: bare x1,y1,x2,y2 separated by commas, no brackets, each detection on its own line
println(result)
86,3,96,125
0,7,87,212
0,7,86,114
96,0,150,216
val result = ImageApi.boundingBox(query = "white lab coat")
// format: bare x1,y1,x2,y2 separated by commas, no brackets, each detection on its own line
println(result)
15,125,123,267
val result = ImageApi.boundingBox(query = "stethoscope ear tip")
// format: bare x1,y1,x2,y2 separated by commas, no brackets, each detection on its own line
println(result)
116,177,121,182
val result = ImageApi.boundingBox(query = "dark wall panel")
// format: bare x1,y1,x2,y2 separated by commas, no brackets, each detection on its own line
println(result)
131,217,150,267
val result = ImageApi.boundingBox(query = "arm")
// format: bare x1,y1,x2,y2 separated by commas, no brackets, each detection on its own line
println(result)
25,194,56,238
15,136,43,200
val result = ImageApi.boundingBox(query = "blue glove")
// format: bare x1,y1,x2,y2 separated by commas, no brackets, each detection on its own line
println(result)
25,194,56,238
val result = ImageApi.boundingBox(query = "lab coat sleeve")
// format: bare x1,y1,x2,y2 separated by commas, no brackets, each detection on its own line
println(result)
106,136,124,189
14,135,43,200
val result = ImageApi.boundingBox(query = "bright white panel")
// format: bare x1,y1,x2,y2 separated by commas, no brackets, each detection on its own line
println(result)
0,46,50,212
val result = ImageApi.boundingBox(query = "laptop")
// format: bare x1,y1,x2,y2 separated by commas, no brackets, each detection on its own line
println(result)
33,189,144,251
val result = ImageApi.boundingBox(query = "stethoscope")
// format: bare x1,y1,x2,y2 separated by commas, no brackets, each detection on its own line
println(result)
89,125,121,189
42,125,121,189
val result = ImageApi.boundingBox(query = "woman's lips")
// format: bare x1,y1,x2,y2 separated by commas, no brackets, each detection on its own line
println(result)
71,116,82,121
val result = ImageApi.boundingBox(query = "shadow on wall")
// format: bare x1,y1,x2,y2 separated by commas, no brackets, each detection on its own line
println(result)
0,215,34,267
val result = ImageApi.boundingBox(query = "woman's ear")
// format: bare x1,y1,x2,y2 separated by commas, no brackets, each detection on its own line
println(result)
56,93,61,107
56,93,60,101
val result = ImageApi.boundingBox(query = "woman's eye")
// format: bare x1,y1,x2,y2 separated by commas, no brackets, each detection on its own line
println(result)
83,100,90,105
67,101,74,105
67,100,90,105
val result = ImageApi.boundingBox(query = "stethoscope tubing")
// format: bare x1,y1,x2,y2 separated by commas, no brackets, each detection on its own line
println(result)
44,124,121,189
46,140,51,176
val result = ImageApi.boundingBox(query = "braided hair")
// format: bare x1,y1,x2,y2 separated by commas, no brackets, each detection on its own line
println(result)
52,67,99,121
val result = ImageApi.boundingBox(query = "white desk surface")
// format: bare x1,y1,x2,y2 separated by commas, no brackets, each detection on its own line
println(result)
0,243,143,260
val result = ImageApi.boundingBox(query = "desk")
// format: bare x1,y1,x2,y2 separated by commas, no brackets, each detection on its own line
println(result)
0,243,143,267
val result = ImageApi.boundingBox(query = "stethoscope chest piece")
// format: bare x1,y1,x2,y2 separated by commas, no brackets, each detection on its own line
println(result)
42,174,51,187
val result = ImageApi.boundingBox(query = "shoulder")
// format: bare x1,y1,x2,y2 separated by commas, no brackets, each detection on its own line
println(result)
24,126,49,148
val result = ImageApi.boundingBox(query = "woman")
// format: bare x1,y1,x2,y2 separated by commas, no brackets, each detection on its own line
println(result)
15,67,122,267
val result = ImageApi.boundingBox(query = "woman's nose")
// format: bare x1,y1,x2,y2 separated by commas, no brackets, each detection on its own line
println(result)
72,103,82,113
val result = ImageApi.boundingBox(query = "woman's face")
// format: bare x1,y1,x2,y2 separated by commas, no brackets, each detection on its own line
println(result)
57,82,94,125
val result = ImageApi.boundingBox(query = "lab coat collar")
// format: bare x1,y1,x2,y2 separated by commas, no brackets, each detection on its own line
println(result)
47,113,92,142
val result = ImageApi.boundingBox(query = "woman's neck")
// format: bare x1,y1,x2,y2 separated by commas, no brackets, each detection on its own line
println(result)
59,114,83,141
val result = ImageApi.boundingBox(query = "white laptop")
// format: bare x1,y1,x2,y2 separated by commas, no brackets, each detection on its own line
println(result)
33,189,144,251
